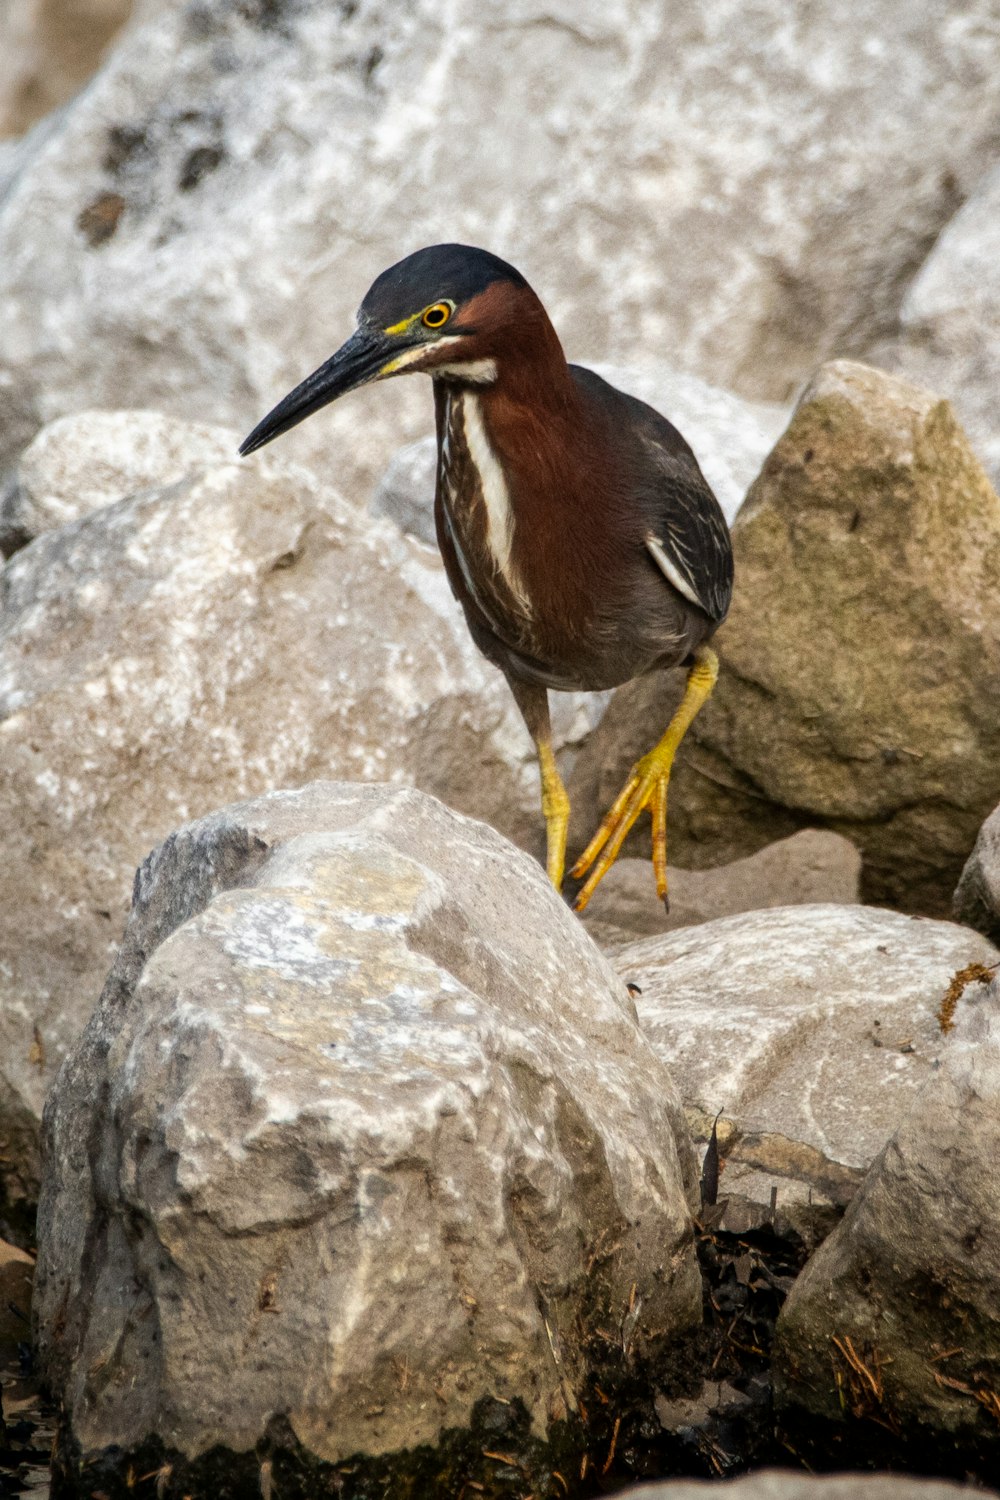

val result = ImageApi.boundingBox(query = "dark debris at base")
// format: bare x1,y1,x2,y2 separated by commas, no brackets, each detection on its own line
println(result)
1,1355,55,1499
34,1213,811,1500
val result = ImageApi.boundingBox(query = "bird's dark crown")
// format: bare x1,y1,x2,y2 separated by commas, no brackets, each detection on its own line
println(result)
359,243,529,327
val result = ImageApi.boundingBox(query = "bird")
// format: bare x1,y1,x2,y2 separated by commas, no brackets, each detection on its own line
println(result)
240,244,733,912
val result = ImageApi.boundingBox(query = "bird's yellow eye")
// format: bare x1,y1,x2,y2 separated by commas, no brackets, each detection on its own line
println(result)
422,302,452,329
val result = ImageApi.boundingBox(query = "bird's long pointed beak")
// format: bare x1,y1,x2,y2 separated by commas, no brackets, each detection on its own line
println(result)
239,325,397,456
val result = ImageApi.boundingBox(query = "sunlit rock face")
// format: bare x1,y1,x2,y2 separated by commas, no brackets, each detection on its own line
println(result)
35,782,701,1490
4,0,1000,496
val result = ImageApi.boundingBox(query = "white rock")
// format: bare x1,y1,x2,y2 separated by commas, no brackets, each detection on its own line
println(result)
3,0,1000,493
36,782,700,1484
0,407,236,551
0,419,593,1206
881,163,1000,490
776,975,1000,1455
612,905,999,1228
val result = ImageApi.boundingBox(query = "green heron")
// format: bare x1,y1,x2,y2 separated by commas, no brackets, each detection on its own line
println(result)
241,245,733,911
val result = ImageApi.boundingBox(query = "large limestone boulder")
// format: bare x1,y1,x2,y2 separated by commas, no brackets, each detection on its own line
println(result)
611,905,999,1234
3,1,1000,492
36,782,701,1493
0,418,594,1209
775,976,1000,1473
953,802,1000,945
371,365,787,545
0,407,234,553
570,361,1000,916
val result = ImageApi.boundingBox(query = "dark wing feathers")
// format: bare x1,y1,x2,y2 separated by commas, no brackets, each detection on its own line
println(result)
570,366,734,625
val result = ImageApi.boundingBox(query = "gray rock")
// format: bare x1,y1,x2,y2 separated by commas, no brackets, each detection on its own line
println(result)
371,367,788,544
4,0,1000,495
35,782,700,1486
879,162,1000,492
611,905,999,1233
953,802,1000,945
775,975,1000,1456
0,419,594,1207
369,435,438,546
0,407,235,552
623,1473,996,1500
579,829,861,948
570,361,1000,917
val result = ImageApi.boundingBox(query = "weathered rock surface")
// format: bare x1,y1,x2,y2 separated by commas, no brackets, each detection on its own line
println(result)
3,1,1000,493
0,421,596,1208
371,366,787,544
580,830,861,949
610,905,999,1233
36,782,700,1491
0,0,133,140
0,407,234,553
953,801,1000,945
571,361,1000,916
775,976,1000,1470
622,1474,997,1500
879,162,1000,494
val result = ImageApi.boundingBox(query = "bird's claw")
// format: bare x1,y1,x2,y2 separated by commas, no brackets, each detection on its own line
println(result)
570,754,670,912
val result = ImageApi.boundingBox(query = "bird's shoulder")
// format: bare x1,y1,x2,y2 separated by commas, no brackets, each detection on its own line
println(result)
569,364,733,624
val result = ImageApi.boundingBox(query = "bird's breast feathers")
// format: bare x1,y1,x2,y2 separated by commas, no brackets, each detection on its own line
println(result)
439,391,534,622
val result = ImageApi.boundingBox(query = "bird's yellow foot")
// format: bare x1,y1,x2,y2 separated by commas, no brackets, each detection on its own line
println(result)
570,647,719,912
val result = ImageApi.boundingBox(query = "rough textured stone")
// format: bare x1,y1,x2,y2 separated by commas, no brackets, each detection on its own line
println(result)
879,162,1000,493
953,802,1000,945
571,361,1000,917
775,977,1000,1464
579,830,861,949
0,0,133,140
371,365,787,544
610,905,999,1232
3,1,1000,493
35,782,700,1487
0,408,235,553
0,421,594,1207
622,1475,996,1500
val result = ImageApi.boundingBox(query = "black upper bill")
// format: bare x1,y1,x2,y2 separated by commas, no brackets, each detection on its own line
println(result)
238,325,396,456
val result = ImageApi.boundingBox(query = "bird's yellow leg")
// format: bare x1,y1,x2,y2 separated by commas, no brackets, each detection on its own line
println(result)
537,735,570,891
571,646,719,912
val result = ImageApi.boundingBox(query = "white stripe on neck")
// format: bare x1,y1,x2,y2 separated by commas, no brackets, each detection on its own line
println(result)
458,394,531,616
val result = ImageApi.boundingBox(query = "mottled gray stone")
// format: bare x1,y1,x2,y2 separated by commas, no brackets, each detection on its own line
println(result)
580,829,861,949
953,801,1000,945
0,407,235,552
879,162,1000,493
0,421,595,1206
611,905,999,1232
35,782,700,1479
3,0,1000,496
775,977,1000,1452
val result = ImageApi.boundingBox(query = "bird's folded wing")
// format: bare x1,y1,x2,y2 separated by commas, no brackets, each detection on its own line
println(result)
642,439,733,624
